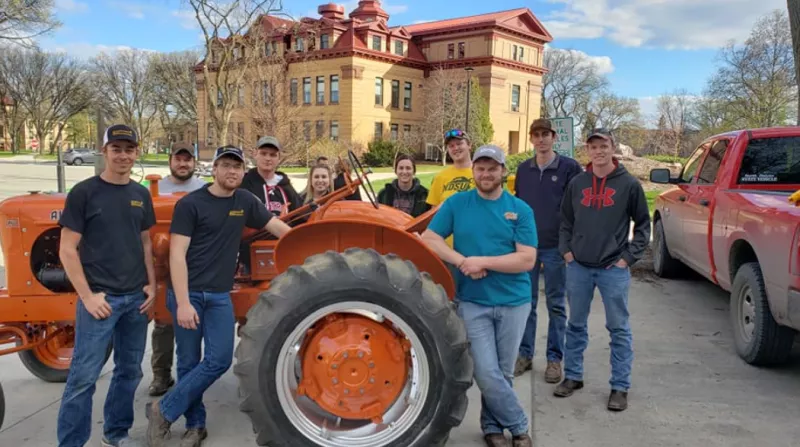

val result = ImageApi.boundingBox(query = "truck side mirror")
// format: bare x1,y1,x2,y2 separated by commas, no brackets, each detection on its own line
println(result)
649,168,672,184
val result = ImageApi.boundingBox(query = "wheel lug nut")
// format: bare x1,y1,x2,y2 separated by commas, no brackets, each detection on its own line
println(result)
343,352,348,358
368,362,374,368
332,378,338,384
358,351,364,358
360,388,365,394
344,389,350,394
369,377,375,383
332,364,338,369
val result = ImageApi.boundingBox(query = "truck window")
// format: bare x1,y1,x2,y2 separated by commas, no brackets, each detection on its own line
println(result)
697,140,729,184
681,144,709,183
738,136,800,184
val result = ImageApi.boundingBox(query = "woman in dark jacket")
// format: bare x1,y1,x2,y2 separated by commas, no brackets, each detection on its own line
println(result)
377,154,431,217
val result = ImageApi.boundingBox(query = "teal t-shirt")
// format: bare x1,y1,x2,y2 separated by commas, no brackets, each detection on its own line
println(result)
428,189,538,307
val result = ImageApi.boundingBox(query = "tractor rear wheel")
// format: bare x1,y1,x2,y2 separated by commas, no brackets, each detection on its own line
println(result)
234,248,473,447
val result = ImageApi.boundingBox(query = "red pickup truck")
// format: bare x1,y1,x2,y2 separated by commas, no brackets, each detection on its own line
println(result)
649,127,800,366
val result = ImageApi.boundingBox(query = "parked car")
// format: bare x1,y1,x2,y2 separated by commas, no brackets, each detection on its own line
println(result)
63,148,98,165
649,126,800,366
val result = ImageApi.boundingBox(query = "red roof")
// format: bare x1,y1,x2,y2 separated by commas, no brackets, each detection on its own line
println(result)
393,7,552,41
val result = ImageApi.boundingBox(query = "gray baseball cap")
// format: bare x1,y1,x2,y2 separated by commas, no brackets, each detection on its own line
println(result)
256,135,281,150
472,144,506,165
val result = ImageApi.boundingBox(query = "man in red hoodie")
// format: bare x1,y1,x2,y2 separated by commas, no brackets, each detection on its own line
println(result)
555,128,651,412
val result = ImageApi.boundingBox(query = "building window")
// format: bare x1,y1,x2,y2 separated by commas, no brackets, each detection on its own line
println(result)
374,122,383,140
372,35,381,51
217,88,223,107
238,84,245,106
316,76,325,104
262,81,270,105
290,79,298,105
513,45,518,61
295,37,305,52
375,77,383,105
391,80,399,109
320,34,330,49
330,75,339,103
237,122,245,143
511,84,520,112
290,122,297,136
330,120,339,141
390,123,398,141
519,47,524,62
403,82,412,111
303,77,311,104
403,124,411,135
316,120,325,139
394,40,404,55
206,122,214,144
264,41,272,56
458,42,465,59
447,43,454,59
303,121,311,142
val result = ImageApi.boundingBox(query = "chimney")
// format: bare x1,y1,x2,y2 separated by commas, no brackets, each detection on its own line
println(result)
318,3,345,21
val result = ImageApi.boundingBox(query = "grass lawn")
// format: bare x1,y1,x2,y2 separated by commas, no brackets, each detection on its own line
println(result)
645,190,660,214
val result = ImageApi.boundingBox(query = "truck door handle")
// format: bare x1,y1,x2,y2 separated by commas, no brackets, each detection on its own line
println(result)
679,196,686,202
699,199,710,207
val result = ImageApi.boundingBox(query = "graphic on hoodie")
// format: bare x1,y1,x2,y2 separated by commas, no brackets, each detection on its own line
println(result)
580,176,617,209
240,168,302,219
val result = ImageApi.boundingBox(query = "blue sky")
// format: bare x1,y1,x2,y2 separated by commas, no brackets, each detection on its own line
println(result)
42,0,788,120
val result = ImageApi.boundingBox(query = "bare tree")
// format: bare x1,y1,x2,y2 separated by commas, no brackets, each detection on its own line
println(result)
0,93,27,153
542,48,609,127
0,0,60,46
589,92,641,132
787,0,800,123
150,49,202,147
190,0,285,147
707,9,797,127
419,68,471,165
90,49,159,152
0,47,93,156
656,89,694,157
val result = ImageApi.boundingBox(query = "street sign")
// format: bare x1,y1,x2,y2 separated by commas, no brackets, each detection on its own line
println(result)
550,117,574,158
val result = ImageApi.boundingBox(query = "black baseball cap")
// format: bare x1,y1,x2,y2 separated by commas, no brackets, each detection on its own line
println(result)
103,124,138,146
586,128,616,145
213,145,245,163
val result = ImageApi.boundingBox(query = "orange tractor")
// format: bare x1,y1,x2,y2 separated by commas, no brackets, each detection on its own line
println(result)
0,153,473,445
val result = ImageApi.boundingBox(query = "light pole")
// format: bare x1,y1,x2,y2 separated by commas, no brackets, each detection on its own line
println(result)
464,66,474,132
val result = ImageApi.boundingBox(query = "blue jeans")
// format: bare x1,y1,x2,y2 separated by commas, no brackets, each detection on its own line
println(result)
159,289,235,429
57,291,149,447
563,261,633,391
518,248,567,362
457,300,531,436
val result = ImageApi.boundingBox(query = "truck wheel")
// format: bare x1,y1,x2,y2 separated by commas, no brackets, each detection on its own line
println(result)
234,248,473,447
730,262,796,366
18,327,112,383
0,381,5,430
652,219,683,278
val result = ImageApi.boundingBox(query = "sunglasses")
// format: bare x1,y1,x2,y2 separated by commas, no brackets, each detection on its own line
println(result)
444,129,467,139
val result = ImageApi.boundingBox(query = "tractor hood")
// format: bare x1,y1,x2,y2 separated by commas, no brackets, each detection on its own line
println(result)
0,191,69,225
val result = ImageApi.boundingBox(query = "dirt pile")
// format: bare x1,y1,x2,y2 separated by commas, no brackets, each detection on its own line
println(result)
616,154,682,183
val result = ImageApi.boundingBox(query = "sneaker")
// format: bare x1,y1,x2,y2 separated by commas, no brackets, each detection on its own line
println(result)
607,390,628,411
148,376,175,397
512,433,533,447
145,400,172,447
180,428,208,447
544,361,562,383
102,437,143,447
553,378,584,398
513,356,532,377
484,433,509,447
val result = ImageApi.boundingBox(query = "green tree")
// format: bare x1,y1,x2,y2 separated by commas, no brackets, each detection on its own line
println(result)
66,111,92,147
466,77,493,148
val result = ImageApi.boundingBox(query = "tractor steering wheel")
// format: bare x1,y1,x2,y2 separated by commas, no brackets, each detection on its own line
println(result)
130,158,145,184
347,150,379,209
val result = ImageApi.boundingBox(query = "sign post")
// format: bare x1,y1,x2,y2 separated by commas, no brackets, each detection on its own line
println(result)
550,117,574,158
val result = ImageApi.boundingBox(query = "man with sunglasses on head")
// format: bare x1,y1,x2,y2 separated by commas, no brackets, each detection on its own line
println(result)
146,145,292,447
426,129,475,209
555,128,650,413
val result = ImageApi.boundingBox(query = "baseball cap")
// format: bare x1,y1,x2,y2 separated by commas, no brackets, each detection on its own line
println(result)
586,128,616,145
256,135,281,150
530,118,555,134
472,144,505,165
444,129,470,144
103,124,138,146
170,143,195,158
213,145,245,163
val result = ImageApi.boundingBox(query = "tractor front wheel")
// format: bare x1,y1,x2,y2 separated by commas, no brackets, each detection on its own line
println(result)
18,325,112,383
234,248,473,447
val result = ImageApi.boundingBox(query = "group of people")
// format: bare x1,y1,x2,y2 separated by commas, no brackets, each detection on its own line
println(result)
51,119,650,447
418,120,651,447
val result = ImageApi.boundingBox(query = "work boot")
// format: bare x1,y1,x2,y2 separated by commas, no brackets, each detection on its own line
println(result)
553,378,584,398
544,361,562,383
148,376,175,397
513,356,532,377
145,400,172,447
512,434,533,447
607,390,628,412
102,437,143,447
484,433,509,447
180,428,208,447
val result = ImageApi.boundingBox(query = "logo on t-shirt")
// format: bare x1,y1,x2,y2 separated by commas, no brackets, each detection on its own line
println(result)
229,209,244,216
130,200,143,208
442,176,474,192
580,187,616,208
504,212,518,221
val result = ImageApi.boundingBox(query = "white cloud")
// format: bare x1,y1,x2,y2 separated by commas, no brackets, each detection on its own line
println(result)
108,1,147,20
55,0,88,13
172,10,198,30
545,46,615,75
541,0,787,49
43,42,156,59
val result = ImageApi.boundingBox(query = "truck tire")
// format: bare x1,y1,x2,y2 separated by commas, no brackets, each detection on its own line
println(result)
652,219,683,278
18,332,113,383
730,262,796,366
234,248,473,447
0,381,5,430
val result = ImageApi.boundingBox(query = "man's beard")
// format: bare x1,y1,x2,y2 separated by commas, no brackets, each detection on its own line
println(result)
476,178,503,194
171,168,195,181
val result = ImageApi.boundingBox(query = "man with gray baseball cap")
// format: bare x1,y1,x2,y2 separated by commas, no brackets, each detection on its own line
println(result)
421,144,538,447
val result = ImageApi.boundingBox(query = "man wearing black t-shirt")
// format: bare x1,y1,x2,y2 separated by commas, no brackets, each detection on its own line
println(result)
146,145,291,447
56,124,157,447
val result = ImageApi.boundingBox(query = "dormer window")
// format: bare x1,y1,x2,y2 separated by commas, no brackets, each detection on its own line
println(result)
372,35,381,51
394,40,404,55
320,34,330,49
295,37,305,52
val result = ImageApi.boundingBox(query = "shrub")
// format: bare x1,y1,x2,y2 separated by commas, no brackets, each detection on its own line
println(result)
361,140,411,167
505,151,534,174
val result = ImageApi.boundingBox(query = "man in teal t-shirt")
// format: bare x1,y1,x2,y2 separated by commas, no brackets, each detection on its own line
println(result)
422,144,538,447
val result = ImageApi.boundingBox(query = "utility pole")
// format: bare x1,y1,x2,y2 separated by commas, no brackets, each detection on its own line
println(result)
55,138,66,193
464,67,474,132
94,110,105,175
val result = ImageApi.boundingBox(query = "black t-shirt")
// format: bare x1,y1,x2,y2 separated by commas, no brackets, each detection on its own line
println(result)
170,185,272,292
58,176,156,295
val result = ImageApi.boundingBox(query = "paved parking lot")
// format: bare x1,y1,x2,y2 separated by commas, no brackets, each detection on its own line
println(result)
0,160,799,446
